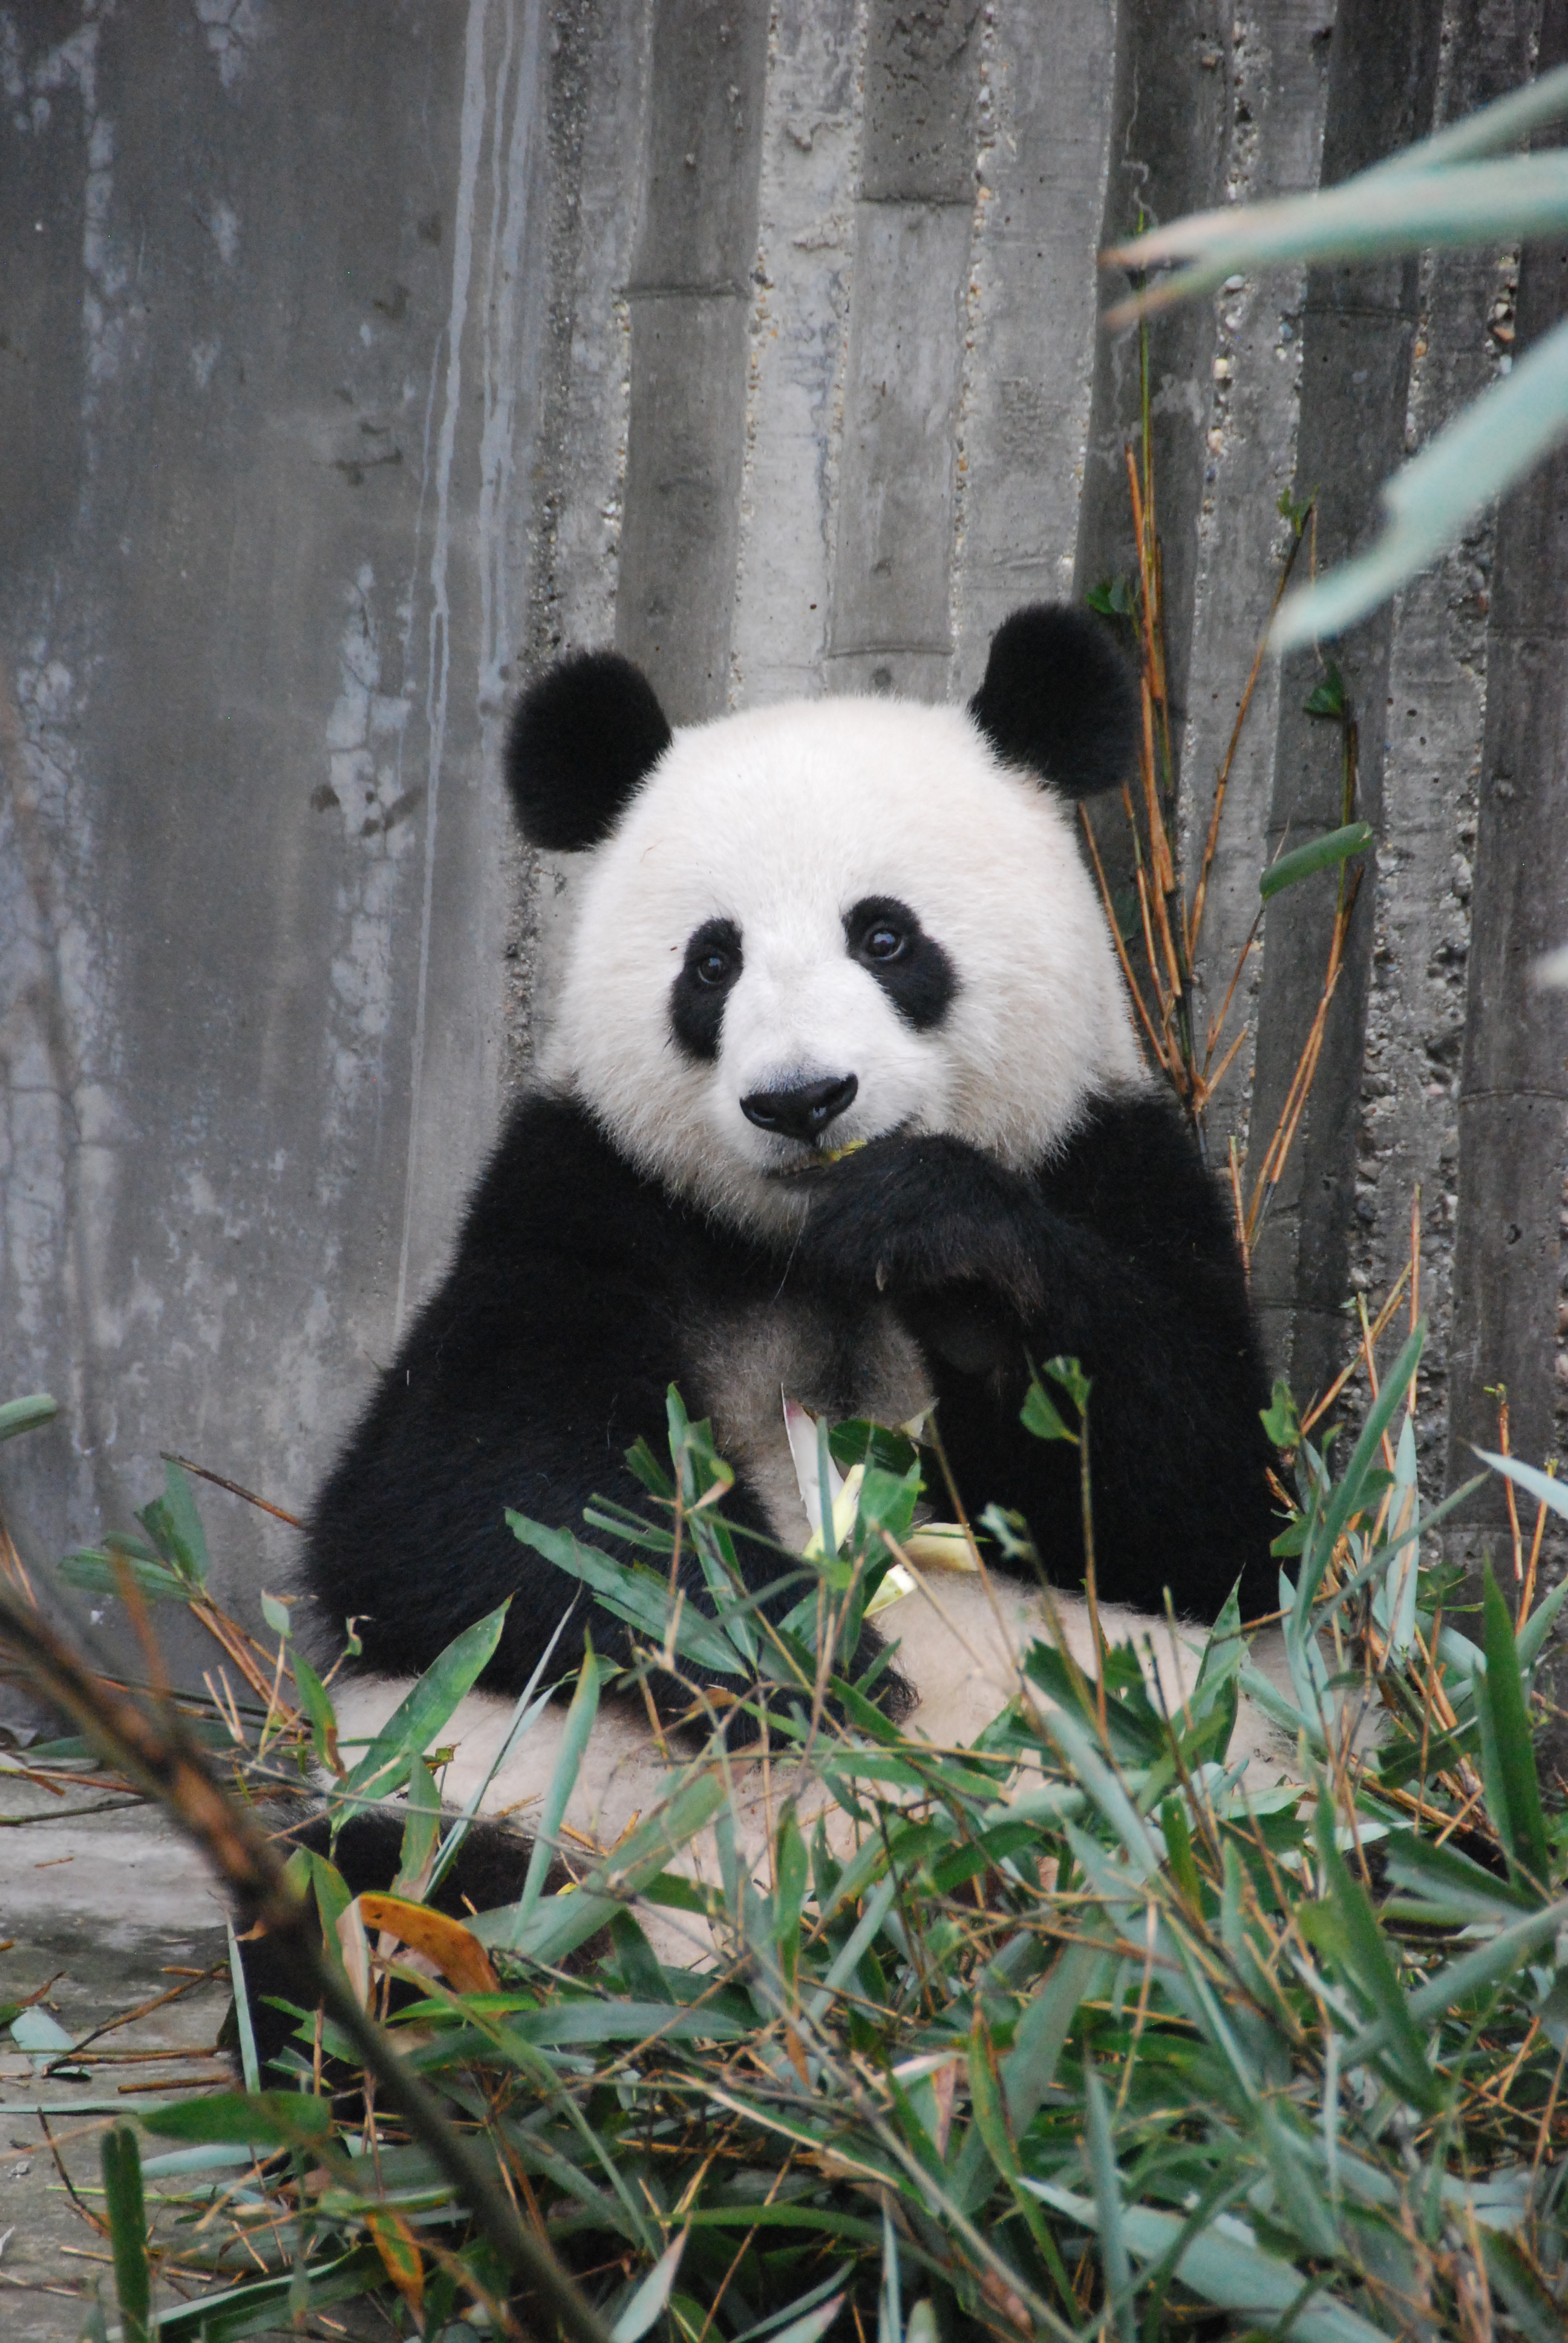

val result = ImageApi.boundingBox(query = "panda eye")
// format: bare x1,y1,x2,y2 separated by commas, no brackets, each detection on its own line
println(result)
694,946,733,986
864,922,904,962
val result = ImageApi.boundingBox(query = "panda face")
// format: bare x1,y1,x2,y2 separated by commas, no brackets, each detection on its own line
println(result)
542,694,1143,1232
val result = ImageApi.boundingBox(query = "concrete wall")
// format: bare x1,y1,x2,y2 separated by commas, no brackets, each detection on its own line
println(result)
2,0,1564,1659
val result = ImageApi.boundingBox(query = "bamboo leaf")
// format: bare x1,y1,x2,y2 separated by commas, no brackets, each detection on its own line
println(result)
1112,152,1568,289
100,2126,152,2343
344,1602,511,1795
1274,314,1568,646
1260,822,1373,900
506,1642,601,1944
1085,2066,1134,2343
1477,1561,1551,1889
0,1392,56,1444
1023,2183,1388,2343
611,2230,687,2343
143,2091,334,2149
508,1511,748,1676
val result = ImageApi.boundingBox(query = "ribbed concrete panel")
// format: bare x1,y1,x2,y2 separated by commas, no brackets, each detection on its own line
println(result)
1355,1,1533,1490
828,0,982,701
615,0,769,723
730,0,865,707
952,1,1117,693
0,2,551,1642
1178,1,1333,1141
829,205,975,700
1247,0,1442,1401
515,0,653,1049
1076,0,1232,812
1448,0,1568,1525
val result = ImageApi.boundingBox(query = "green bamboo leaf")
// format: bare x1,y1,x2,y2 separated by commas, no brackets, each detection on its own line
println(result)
1517,1574,1568,1674
1477,1446,1568,1521
150,2247,384,2342
142,2091,333,2149
0,1392,56,1444
1478,1560,1551,1888
225,1919,260,2093
1021,1378,1076,1443
1380,1832,1535,1923
505,1643,601,1946
508,1512,747,1676
491,1769,733,1965
1307,1795,1443,2113
611,2231,687,2343
1296,1323,1424,1622
1115,152,1568,292
100,2126,152,2343
137,1460,210,1585
1260,822,1374,903
344,1601,511,1794
1480,2230,1568,2343
505,2001,747,2046
877,2204,901,2343
1084,2066,1133,2343
54,1549,193,1605
1275,313,1568,646
738,2293,847,2343
1001,1937,1106,2132
1022,2183,1387,2343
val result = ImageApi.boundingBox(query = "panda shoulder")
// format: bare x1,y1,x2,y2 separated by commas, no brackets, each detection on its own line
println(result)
452,1089,666,1258
1040,1084,1236,1246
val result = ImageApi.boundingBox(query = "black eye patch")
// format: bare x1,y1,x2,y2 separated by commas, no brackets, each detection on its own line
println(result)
843,896,957,1032
669,917,742,1062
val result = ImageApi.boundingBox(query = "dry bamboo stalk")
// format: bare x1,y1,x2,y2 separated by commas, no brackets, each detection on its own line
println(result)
1079,805,1168,1068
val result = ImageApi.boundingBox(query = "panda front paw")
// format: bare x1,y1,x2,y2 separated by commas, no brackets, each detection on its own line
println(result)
795,1133,1047,1314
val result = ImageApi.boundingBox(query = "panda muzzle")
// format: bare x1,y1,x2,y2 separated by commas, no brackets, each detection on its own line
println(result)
740,1073,858,1146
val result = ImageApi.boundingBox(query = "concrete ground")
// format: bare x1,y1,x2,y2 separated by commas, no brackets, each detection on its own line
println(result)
2,1769,233,2341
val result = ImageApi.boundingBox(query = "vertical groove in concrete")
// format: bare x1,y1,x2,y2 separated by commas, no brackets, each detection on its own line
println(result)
1354,0,1535,1493
1074,0,1233,909
826,0,984,702
950,1,1118,695
517,0,655,1051
1244,0,1442,1405
615,0,770,723
1448,0,1568,1522
729,0,867,708
1178,1,1333,1143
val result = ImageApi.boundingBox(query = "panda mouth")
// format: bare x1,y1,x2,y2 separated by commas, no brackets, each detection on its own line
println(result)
763,1135,874,1179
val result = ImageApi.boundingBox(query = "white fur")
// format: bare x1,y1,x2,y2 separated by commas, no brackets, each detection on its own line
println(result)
541,696,1145,1236
332,1586,1298,1964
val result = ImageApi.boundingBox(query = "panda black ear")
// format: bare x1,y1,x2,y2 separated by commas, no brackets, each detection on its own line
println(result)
503,650,673,851
968,603,1140,799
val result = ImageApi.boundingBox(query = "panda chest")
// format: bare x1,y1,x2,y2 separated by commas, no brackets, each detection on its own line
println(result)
685,1291,931,1552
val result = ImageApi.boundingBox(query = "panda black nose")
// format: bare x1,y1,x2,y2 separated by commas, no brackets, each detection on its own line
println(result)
740,1073,858,1144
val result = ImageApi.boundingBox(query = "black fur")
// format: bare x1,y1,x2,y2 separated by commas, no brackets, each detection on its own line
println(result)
791,1096,1278,1617
308,1095,834,1697
505,649,672,851
844,896,958,1032
969,604,1141,799
670,917,743,1062
305,1090,1276,1699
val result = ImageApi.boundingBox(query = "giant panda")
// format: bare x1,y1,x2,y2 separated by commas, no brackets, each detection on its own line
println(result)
304,605,1284,1922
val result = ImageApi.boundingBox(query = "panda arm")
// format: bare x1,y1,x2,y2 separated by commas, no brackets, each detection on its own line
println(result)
794,1093,1277,1620
304,1096,782,1693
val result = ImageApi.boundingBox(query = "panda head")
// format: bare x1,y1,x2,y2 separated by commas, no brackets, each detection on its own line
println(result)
506,606,1145,1233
